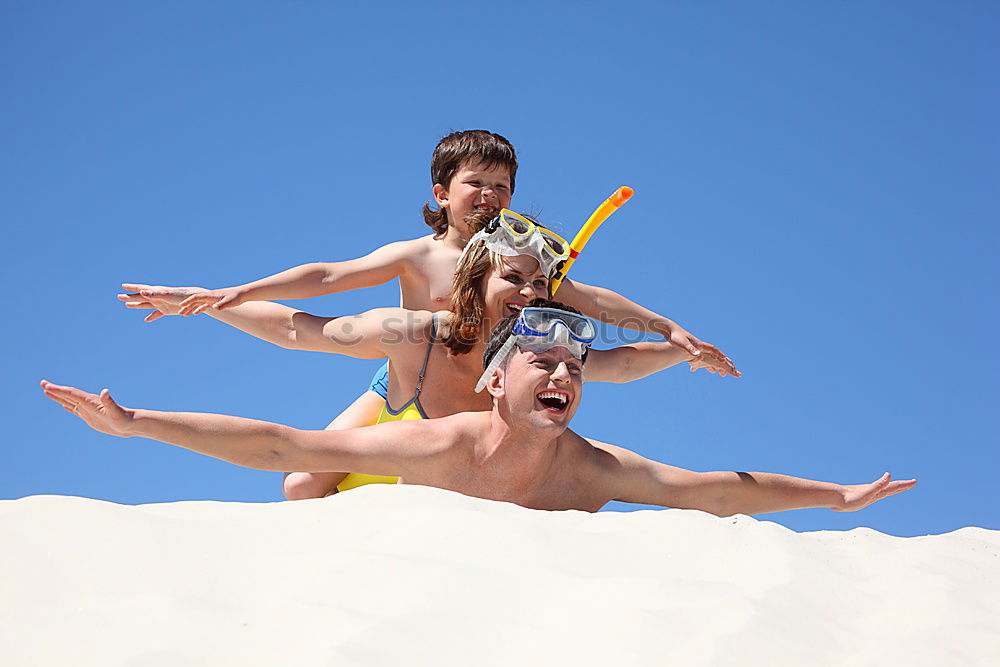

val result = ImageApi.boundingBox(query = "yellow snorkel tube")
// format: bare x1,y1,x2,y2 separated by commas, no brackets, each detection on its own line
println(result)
550,186,634,294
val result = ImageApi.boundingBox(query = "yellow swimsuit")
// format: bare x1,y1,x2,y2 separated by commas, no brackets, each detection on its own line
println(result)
336,315,437,492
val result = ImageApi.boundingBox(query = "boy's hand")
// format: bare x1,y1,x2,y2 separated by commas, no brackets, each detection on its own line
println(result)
177,287,248,316
40,380,136,437
687,344,741,377
119,284,206,323
834,473,917,511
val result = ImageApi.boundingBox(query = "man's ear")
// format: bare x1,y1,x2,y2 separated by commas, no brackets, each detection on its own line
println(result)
484,366,505,399
432,183,449,208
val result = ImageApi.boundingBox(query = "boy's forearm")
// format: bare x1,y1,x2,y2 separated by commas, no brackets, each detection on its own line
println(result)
693,471,846,516
237,245,408,303
131,409,315,471
238,263,338,301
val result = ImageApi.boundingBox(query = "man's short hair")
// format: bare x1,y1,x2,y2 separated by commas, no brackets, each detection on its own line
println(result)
482,298,590,370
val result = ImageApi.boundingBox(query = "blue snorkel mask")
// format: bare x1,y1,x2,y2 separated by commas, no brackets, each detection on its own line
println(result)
476,307,597,393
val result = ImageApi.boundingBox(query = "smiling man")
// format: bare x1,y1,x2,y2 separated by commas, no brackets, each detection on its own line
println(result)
41,303,915,515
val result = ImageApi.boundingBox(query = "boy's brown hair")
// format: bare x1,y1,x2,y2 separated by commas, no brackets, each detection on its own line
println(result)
422,130,518,238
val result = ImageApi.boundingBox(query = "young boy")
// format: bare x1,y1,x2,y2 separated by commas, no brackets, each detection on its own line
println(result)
144,130,733,499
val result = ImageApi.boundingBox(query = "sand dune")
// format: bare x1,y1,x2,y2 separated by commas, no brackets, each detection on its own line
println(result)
2,486,998,666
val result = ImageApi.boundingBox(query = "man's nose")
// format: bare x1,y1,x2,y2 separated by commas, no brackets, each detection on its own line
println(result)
551,362,572,383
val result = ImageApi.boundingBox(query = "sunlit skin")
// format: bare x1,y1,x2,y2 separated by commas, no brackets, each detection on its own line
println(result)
118,256,550,423
110,127,739,503
119,250,738,498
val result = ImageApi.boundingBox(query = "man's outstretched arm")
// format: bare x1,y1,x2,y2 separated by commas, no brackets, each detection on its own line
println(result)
595,441,916,515
40,381,443,478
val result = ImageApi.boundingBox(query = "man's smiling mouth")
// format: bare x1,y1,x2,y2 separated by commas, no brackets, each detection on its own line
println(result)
536,390,569,412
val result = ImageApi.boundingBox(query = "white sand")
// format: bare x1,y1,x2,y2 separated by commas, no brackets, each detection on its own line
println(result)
2,486,998,666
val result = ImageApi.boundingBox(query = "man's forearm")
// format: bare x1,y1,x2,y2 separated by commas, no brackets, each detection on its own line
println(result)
693,471,846,516
131,409,315,471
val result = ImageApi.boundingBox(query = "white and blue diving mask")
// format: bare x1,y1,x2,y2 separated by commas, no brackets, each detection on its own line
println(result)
459,209,571,278
475,307,597,393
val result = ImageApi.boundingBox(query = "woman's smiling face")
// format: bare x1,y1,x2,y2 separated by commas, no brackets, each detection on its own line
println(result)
481,254,550,323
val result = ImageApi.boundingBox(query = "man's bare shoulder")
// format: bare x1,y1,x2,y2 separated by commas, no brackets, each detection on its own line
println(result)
560,432,645,479
580,436,653,470
381,411,488,460
430,410,491,435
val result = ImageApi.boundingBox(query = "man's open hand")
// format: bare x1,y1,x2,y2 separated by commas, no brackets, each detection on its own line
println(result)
40,381,136,437
835,473,917,511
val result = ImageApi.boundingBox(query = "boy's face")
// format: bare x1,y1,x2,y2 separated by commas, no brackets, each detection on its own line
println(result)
433,161,513,228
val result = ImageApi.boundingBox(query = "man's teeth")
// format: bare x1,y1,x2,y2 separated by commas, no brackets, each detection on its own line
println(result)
537,391,567,405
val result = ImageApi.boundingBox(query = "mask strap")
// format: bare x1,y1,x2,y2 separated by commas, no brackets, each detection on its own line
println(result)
475,336,518,393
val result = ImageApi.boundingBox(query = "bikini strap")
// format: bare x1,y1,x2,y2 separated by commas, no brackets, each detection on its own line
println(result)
413,313,438,399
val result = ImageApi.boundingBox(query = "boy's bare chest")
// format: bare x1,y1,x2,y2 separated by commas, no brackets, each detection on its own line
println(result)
399,249,461,311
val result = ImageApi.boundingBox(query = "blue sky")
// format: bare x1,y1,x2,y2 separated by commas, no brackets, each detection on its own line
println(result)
2,2,996,537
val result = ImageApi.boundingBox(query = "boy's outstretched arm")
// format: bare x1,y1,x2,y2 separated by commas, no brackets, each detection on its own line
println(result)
175,241,414,314
596,441,916,516
40,381,443,478
556,279,725,360
585,341,739,383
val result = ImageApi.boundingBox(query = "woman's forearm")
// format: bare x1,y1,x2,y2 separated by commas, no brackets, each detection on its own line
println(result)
560,281,676,337
588,342,690,383
203,301,317,350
